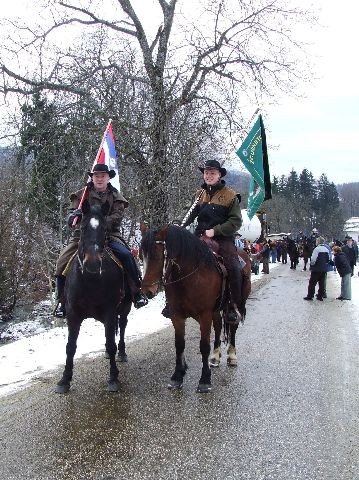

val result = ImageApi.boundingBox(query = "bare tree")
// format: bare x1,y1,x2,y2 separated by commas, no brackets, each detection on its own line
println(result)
1,0,316,224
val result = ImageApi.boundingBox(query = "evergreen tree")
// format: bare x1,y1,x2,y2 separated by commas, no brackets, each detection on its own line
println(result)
271,176,280,195
18,93,67,229
315,174,344,237
285,169,300,199
299,169,316,201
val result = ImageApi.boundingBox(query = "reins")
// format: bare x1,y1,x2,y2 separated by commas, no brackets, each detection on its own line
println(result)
77,251,104,275
142,238,200,288
163,262,199,285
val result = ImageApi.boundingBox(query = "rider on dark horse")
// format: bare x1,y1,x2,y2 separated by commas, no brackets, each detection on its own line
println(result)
162,159,244,324
54,164,148,317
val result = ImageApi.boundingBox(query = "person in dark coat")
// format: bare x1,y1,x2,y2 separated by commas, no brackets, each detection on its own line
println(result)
304,236,329,301
281,239,288,264
332,246,352,300
260,240,270,274
54,164,148,316
342,236,357,276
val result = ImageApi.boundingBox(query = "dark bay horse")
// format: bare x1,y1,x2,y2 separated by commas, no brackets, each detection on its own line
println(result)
140,224,250,393
56,200,131,394
300,238,314,271
287,238,299,269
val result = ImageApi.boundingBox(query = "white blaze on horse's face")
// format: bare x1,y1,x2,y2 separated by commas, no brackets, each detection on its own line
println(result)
90,217,100,229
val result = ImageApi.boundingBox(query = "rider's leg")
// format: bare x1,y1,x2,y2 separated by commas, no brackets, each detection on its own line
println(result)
109,241,148,309
53,241,78,317
218,239,242,324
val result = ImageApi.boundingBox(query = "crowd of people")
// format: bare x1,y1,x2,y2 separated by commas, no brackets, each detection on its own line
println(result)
235,230,358,301
234,234,290,274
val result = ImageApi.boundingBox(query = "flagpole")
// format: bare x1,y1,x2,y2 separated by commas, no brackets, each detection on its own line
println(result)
72,119,113,226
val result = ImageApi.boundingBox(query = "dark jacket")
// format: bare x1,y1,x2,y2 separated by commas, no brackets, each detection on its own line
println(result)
334,252,352,277
310,245,329,272
342,244,357,267
184,180,242,239
261,244,270,259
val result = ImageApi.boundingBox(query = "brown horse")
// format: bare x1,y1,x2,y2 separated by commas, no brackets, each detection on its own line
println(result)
140,224,250,392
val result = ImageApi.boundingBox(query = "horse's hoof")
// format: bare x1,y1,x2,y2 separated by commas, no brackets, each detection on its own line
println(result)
167,380,183,390
209,358,220,368
108,380,120,392
55,383,70,394
227,357,238,367
117,353,128,363
196,383,212,393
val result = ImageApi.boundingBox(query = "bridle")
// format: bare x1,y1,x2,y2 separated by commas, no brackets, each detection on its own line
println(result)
142,239,199,288
77,251,104,275
77,219,106,275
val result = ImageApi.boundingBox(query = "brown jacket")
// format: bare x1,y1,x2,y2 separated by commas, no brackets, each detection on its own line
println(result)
55,184,128,276
69,183,128,242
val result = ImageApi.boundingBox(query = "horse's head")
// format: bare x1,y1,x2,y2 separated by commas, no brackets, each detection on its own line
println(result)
140,224,168,298
78,200,109,274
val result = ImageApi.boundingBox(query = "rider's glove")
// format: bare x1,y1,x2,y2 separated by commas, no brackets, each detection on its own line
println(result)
67,208,82,227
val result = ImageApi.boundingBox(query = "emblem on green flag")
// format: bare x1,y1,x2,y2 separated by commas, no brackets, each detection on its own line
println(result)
236,115,271,219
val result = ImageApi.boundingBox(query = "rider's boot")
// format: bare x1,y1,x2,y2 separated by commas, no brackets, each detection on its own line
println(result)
127,276,148,309
53,275,66,318
133,290,148,309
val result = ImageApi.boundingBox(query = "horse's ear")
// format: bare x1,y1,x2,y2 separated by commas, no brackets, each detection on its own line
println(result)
101,201,110,216
140,222,149,236
82,199,90,214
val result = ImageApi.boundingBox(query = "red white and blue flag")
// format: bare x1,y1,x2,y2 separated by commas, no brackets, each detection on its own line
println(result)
74,120,121,224
90,120,121,191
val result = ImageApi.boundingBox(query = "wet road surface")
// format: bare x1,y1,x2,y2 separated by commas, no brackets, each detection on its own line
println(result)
1,264,358,480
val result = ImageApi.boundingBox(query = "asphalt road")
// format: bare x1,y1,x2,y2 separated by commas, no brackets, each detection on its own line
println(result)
1,264,358,480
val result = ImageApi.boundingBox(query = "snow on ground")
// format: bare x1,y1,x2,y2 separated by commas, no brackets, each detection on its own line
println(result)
1,262,357,397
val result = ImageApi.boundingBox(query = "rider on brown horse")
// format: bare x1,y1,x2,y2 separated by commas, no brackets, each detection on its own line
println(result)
54,164,147,317
162,159,244,324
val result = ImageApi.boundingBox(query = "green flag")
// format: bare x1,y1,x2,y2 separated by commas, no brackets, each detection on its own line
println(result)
236,115,272,219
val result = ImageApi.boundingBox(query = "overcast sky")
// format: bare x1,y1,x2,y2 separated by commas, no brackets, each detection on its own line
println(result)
263,0,359,185
1,0,358,185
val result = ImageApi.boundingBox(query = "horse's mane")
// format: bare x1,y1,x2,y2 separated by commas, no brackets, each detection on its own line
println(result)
142,225,217,269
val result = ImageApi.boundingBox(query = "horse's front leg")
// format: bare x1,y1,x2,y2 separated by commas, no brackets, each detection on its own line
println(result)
117,312,129,362
56,318,82,394
210,311,222,368
197,312,212,393
168,317,187,390
105,317,120,392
